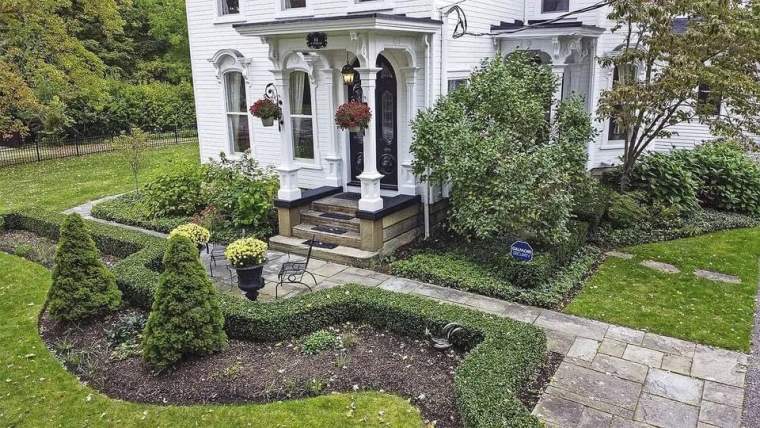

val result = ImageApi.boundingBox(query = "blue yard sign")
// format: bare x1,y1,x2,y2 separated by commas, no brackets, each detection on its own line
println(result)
510,241,534,262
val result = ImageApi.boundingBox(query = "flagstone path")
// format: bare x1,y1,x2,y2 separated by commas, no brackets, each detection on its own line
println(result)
66,198,754,427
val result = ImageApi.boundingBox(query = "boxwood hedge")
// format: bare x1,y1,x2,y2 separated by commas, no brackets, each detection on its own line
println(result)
1,210,547,427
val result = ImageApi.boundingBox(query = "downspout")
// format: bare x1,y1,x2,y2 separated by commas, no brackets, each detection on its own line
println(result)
423,34,432,239
523,0,528,24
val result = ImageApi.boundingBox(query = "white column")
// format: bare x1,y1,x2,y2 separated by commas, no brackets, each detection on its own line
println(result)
399,66,419,196
273,70,301,201
551,65,566,121
320,68,342,187
355,66,384,212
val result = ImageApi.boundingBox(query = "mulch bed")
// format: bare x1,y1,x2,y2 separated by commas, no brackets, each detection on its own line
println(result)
0,229,120,268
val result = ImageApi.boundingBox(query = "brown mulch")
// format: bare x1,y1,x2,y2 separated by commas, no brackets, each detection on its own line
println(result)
0,229,120,268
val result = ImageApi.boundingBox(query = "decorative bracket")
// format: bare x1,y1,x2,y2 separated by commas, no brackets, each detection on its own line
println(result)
264,83,284,132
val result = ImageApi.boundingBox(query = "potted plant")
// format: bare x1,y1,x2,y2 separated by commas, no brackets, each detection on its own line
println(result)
249,98,281,127
335,101,371,133
169,223,211,254
225,237,268,300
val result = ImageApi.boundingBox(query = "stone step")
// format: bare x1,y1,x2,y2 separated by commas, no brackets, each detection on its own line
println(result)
300,209,360,233
311,194,359,216
269,235,378,266
293,223,361,248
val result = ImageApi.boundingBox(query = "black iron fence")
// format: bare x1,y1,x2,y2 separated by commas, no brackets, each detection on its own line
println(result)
0,127,198,168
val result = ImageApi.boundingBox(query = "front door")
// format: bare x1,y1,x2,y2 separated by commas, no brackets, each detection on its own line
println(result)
348,55,398,189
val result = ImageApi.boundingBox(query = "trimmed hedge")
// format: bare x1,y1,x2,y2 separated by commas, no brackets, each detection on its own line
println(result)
91,193,190,233
391,246,601,309
1,210,546,427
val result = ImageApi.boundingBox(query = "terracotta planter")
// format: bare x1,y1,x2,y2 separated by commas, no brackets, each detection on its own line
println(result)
261,117,275,127
235,263,266,300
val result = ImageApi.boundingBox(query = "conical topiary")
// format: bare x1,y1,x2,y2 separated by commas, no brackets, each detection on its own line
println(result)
47,213,122,321
142,234,227,370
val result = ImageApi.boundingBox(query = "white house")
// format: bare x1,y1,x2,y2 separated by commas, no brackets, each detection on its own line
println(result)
185,0,729,260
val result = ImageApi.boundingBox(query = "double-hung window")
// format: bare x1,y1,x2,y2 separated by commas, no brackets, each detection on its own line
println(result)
289,71,315,160
542,0,569,13
219,0,240,15
608,64,636,142
224,72,250,152
284,0,306,9
697,83,721,117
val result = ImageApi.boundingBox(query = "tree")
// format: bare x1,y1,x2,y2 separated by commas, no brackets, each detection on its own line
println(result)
142,235,227,371
411,53,594,246
597,0,760,190
117,128,149,193
47,213,122,321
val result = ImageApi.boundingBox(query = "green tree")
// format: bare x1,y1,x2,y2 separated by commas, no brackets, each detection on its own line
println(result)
142,235,227,371
411,53,594,246
597,0,760,190
116,128,149,193
47,213,122,321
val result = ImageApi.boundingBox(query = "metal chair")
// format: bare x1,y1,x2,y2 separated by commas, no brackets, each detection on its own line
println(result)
276,236,318,299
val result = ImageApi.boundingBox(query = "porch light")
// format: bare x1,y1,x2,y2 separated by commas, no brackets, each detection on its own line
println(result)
341,63,356,86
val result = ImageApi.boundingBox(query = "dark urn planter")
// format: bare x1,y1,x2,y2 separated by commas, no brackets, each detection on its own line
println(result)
261,117,274,127
235,264,265,300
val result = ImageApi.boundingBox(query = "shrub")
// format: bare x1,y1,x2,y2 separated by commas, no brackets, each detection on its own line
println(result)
47,214,122,321
301,329,340,354
91,193,190,233
225,237,268,267
143,162,205,217
684,142,760,214
169,223,210,247
572,176,610,230
605,191,648,228
625,151,699,215
142,235,227,371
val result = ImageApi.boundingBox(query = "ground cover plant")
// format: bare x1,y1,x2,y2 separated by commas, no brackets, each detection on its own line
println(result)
0,143,199,213
567,227,760,351
2,210,548,427
0,253,421,427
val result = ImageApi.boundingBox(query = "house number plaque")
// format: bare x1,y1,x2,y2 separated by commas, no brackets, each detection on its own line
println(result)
306,32,328,49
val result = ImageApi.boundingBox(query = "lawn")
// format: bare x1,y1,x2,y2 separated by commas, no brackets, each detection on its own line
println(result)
566,227,760,351
0,143,200,213
0,252,422,427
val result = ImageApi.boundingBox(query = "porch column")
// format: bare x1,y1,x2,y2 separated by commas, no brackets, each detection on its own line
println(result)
273,70,301,201
551,65,566,121
320,68,342,187
355,66,384,212
399,66,419,196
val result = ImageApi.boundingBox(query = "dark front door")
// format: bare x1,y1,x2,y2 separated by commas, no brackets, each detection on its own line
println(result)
348,55,398,189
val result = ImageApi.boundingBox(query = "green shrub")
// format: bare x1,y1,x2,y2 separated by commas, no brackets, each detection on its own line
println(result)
626,152,699,215
685,142,760,214
572,176,610,230
47,214,122,321
142,235,227,371
301,330,340,354
606,191,648,228
143,162,205,217
91,193,190,233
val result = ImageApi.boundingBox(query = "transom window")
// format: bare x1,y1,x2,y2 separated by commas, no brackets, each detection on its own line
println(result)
284,0,306,9
697,83,721,117
289,71,314,160
224,72,250,152
608,64,636,142
542,0,569,13
219,0,240,15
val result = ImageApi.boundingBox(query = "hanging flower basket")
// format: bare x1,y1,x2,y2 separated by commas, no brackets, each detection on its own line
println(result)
250,98,281,127
335,101,371,133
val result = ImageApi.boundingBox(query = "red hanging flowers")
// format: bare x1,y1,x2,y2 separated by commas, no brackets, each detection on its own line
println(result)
335,101,372,132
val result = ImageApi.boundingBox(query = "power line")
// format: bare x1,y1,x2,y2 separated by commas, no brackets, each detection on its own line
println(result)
443,0,618,39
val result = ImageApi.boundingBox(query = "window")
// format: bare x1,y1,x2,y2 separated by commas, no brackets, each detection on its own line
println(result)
289,71,314,160
284,0,306,9
224,72,250,152
697,83,721,117
608,64,636,142
542,0,569,13
219,0,240,15
448,79,468,92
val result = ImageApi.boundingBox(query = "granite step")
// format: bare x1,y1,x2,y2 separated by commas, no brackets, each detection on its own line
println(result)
293,223,361,248
269,234,378,266
311,194,359,216
300,209,360,233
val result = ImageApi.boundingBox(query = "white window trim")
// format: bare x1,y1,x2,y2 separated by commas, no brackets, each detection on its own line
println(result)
288,70,321,168
347,0,394,14
213,0,246,24
541,0,570,14
274,0,314,19
222,70,253,154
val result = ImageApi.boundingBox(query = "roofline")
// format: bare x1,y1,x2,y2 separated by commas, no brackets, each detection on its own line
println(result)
493,24,606,39
234,13,443,37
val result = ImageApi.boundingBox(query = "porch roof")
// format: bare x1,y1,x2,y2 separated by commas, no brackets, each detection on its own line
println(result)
491,20,605,39
233,13,442,37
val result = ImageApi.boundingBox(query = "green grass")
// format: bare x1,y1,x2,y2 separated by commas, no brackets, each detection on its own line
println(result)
566,227,760,351
0,252,422,427
0,143,200,213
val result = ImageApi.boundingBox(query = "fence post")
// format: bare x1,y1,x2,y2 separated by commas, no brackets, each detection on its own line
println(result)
75,135,80,156
174,126,179,145
35,138,41,162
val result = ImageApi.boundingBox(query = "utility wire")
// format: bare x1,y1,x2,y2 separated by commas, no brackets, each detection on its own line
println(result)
443,0,618,38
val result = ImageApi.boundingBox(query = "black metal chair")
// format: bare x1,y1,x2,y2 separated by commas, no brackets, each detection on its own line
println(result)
276,236,318,299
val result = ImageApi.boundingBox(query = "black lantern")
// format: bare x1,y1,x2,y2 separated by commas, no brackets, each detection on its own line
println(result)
341,63,356,86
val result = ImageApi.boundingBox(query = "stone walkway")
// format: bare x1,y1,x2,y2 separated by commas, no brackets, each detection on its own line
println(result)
65,198,752,427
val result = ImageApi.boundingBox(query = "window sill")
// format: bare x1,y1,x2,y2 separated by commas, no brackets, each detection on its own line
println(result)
600,141,625,150
295,160,322,170
348,2,394,14
274,8,314,20
213,15,247,25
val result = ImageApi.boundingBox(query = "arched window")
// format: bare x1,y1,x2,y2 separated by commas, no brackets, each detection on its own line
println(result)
289,71,314,160
224,71,250,152
608,63,636,142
